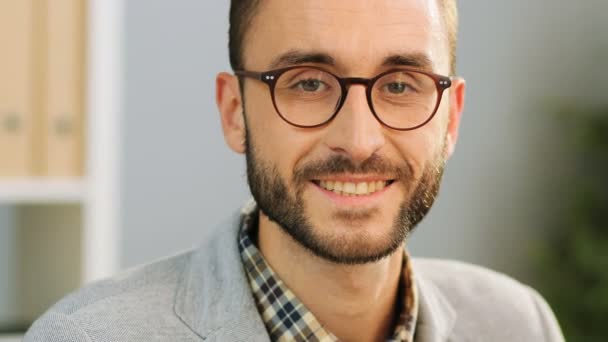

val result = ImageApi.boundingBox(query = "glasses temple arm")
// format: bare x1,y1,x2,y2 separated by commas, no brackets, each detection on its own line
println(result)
234,70,263,80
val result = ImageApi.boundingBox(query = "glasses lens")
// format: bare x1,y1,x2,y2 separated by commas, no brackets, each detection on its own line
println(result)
273,67,341,127
371,70,438,129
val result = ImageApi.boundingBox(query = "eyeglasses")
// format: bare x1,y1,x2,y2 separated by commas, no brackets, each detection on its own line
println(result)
235,66,452,131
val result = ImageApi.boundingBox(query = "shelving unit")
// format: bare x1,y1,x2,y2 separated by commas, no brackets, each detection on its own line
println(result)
0,0,123,337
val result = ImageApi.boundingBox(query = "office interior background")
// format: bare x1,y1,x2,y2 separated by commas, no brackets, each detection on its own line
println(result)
1,1,607,341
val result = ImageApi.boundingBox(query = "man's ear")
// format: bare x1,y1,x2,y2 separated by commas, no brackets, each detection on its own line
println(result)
216,72,246,154
445,78,466,158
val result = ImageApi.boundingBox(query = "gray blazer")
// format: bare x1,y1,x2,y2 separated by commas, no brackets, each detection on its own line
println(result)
24,213,565,342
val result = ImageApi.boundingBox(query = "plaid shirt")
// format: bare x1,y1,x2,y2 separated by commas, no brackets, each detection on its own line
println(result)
238,203,419,342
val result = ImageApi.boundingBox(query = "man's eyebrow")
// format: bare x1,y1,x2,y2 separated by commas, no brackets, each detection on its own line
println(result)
381,53,434,70
269,50,336,69
267,50,434,71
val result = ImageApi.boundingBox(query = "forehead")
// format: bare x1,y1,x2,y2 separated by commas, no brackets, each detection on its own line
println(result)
244,0,448,74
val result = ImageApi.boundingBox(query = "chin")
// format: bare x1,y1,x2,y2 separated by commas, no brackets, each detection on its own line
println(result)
303,216,405,265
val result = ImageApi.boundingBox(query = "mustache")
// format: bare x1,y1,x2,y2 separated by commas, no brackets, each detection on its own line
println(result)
293,154,412,183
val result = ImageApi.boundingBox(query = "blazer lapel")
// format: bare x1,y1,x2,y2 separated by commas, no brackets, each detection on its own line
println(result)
173,213,270,341
413,265,458,342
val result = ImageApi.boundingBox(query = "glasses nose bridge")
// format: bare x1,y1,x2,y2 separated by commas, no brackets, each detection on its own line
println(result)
337,76,375,115
342,77,373,90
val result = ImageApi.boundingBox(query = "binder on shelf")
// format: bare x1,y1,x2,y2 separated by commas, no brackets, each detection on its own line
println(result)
42,0,86,177
0,0,36,177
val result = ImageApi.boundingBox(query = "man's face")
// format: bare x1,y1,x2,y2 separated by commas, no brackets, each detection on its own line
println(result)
223,0,463,264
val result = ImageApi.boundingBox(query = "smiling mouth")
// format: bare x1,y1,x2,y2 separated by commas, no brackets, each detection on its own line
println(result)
311,179,395,196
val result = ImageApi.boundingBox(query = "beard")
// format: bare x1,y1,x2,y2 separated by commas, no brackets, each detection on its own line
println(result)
245,126,446,265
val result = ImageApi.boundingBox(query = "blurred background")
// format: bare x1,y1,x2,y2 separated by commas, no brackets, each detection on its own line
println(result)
0,0,606,340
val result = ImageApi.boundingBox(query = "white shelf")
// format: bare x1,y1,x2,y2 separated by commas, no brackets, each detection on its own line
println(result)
0,334,23,342
0,179,86,204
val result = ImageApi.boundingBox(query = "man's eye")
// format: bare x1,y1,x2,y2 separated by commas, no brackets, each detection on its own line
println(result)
294,79,325,92
385,82,410,94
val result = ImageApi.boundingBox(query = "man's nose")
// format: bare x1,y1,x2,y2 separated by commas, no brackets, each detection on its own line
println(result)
323,85,386,164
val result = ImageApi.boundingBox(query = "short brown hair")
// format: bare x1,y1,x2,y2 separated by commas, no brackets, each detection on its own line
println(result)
439,0,459,74
229,0,458,74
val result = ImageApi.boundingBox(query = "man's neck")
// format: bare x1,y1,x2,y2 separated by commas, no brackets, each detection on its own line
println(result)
257,214,404,342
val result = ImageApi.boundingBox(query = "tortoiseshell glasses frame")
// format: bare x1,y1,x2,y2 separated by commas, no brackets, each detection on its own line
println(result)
235,65,453,131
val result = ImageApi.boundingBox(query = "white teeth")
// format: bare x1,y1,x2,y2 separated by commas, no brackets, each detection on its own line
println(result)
343,182,356,194
355,182,368,195
318,180,389,196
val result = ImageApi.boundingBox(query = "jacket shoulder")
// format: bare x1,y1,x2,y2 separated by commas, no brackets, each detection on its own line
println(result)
412,258,565,341
24,250,201,342
413,257,529,298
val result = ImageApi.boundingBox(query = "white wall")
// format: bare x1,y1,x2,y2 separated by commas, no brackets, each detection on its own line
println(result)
119,0,608,280
121,1,246,267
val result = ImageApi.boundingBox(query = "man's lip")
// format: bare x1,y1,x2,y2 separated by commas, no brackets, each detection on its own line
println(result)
311,179,396,187
310,175,395,183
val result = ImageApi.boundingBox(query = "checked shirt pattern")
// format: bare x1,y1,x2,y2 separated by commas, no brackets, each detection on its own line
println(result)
238,204,419,342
